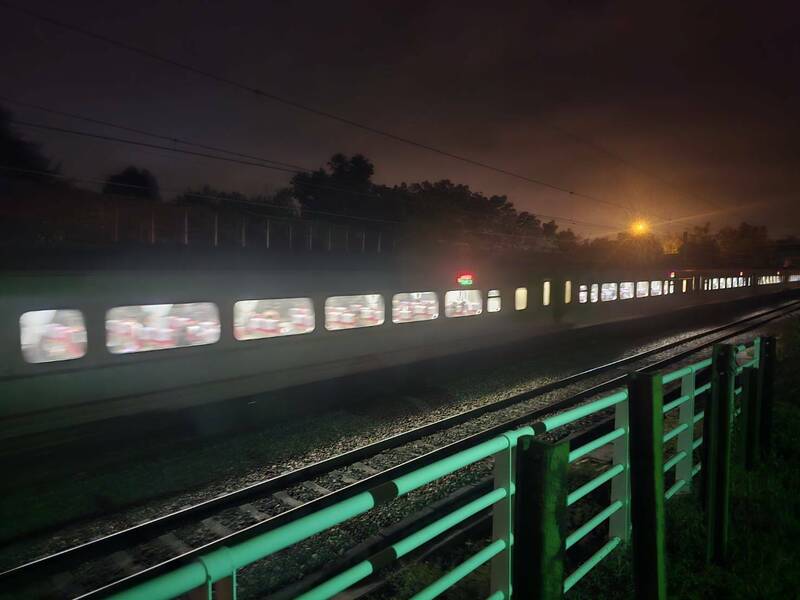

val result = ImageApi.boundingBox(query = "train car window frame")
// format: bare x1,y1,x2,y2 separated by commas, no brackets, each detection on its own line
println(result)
234,298,315,341
444,289,483,318
514,287,528,311
487,289,501,313
20,309,88,364
324,294,385,331
392,292,439,324
650,280,663,296
590,283,599,303
106,302,221,354
619,282,635,300
601,283,618,302
578,284,588,304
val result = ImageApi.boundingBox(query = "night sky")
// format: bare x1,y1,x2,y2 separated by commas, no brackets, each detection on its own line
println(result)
1,1,798,236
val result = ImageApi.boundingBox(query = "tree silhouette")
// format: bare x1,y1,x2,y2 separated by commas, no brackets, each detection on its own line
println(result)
0,106,58,182
102,166,160,200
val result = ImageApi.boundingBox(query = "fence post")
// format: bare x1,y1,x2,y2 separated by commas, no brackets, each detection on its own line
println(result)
512,436,569,600
609,395,631,542
702,344,734,565
490,439,515,597
757,336,776,458
740,365,758,470
675,369,697,491
627,371,667,600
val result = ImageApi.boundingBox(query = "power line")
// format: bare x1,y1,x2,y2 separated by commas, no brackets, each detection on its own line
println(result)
0,94,309,173
8,118,384,200
0,0,645,219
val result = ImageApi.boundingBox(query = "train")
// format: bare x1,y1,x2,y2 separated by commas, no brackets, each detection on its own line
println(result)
2,259,799,442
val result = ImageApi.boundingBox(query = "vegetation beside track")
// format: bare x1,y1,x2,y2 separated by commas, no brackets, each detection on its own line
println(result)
371,319,800,599
568,318,800,599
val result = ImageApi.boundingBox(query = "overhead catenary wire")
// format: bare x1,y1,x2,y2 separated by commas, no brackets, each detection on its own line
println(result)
0,94,310,173
0,0,652,220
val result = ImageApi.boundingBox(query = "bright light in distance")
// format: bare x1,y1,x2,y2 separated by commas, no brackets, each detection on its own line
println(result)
630,220,650,236
456,273,474,287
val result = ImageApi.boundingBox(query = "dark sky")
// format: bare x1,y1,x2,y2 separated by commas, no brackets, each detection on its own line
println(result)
1,0,799,237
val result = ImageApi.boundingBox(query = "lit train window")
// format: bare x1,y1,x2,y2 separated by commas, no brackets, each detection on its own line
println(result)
739,276,745,286
515,287,528,310
445,290,483,318
712,278,719,290
578,284,588,304
601,283,618,302
789,275,800,282
682,279,688,293
619,282,635,300
727,277,733,288
636,281,649,298
487,290,501,313
720,278,726,289
106,303,220,354
20,309,87,363
665,280,671,294
542,281,551,306
234,298,314,340
564,281,572,304
325,294,385,330
392,292,439,323
650,280,663,296
590,284,599,303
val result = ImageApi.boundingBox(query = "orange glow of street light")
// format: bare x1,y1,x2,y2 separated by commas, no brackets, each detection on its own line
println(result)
630,219,650,236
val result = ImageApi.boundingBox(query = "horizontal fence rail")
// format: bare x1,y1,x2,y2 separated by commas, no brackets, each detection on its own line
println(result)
105,335,775,600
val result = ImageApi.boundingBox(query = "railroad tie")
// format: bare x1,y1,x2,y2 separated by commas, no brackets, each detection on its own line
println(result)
239,503,270,522
272,490,304,508
302,480,333,496
202,518,233,538
158,532,193,555
352,461,379,475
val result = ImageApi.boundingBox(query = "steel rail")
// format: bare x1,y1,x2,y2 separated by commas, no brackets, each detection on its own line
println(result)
2,296,799,597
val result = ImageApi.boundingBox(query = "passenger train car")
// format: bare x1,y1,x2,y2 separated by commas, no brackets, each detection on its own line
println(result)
2,262,799,441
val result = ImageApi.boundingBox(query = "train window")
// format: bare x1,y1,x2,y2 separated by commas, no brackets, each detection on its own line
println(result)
636,281,649,298
564,280,572,304
325,294,385,330
106,303,220,354
727,277,733,288
790,275,800,282
682,279,688,293
445,290,483,317
739,276,745,286
590,284,599,303
720,278,726,289
542,281,551,306
487,290,501,313
514,287,528,310
712,278,719,290
663,280,670,294
578,284,588,304
650,280,663,296
392,292,439,323
234,298,314,340
20,309,87,363
669,280,675,294
619,282,635,300
601,283,618,302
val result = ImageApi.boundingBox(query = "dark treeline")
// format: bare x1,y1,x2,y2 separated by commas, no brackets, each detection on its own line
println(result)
1,106,796,267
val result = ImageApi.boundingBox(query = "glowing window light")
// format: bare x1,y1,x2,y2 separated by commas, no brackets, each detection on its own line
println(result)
542,281,551,306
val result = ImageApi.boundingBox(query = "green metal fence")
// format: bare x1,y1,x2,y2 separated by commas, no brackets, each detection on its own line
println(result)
108,335,776,600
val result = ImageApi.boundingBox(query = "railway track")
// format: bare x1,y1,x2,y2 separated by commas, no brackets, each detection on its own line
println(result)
3,298,799,599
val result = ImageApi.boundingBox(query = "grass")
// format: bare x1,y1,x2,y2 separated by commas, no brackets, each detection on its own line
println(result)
569,323,800,599
372,321,800,599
